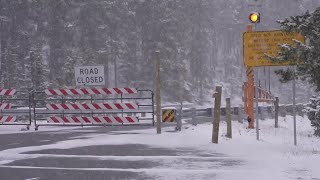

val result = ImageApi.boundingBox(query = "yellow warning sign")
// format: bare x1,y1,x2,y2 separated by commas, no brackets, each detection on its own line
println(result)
162,109,176,122
243,30,304,67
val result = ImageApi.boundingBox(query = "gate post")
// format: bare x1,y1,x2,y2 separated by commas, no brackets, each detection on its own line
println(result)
226,98,232,138
175,102,182,131
152,91,155,126
274,97,279,128
191,108,197,126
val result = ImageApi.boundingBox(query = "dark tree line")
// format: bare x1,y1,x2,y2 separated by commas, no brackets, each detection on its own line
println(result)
0,0,318,103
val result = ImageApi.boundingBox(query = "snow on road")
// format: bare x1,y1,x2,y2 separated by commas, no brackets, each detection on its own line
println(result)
0,115,319,179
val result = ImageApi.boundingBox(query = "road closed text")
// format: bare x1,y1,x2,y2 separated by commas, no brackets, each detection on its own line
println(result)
77,76,104,84
75,66,105,86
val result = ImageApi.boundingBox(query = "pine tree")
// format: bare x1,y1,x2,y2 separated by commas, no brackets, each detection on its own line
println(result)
270,7,320,135
271,7,320,91
306,96,320,136
30,51,48,91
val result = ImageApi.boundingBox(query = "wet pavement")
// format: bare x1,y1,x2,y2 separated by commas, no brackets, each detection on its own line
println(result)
0,126,242,180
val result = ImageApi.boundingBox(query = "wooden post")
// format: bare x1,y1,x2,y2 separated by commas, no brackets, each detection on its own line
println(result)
274,97,279,128
177,67,185,131
191,108,197,126
212,86,222,144
155,51,161,134
226,98,232,138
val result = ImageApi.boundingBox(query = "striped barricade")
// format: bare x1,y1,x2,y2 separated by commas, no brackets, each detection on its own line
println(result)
46,103,139,110
0,89,17,96
0,116,16,123
0,89,31,128
47,116,138,124
0,103,11,109
45,88,137,96
33,88,154,130
0,103,16,124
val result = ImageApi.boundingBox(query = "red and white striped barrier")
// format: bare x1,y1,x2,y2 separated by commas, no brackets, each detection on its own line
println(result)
0,89,16,96
0,116,16,123
0,103,11,109
45,88,137,96
46,103,139,110
47,116,138,124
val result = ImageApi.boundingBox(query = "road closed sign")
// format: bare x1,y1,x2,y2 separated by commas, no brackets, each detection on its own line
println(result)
243,30,304,67
75,66,105,86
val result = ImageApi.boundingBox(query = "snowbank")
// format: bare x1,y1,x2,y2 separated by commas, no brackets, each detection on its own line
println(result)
0,115,320,179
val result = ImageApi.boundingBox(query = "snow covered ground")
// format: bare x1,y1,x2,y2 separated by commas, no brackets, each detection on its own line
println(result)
0,115,319,180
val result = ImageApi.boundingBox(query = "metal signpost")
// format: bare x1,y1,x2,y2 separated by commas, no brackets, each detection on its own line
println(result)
243,29,304,145
293,64,297,145
75,66,105,86
255,68,260,140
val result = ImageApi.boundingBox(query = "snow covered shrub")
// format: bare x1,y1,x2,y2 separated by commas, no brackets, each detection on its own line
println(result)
306,96,320,137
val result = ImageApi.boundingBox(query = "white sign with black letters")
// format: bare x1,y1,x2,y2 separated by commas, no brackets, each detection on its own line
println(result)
75,66,105,86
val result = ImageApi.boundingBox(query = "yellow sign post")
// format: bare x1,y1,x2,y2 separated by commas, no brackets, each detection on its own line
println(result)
243,30,304,67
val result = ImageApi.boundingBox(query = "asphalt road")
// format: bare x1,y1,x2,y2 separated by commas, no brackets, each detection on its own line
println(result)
0,125,242,180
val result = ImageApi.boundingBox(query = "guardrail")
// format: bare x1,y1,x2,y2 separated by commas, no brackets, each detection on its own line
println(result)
179,103,307,121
